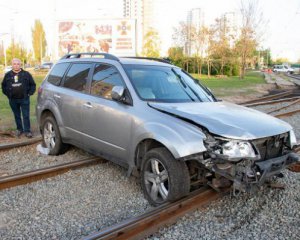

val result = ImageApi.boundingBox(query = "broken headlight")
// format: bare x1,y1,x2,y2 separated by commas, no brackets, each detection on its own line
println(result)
221,141,256,160
289,130,297,148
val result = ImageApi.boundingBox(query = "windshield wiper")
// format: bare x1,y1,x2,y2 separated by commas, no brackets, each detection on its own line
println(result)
170,69,195,102
172,69,202,102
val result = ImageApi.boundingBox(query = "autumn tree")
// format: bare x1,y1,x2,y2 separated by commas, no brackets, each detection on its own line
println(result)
168,47,184,67
32,19,47,63
173,22,211,74
236,0,263,79
141,29,161,58
5,42,28,65
172,22,189,54
210,15,234,75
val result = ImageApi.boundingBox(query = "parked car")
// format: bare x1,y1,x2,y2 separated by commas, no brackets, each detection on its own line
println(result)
35,62,53,71
273,65,294,74
36,53,299,206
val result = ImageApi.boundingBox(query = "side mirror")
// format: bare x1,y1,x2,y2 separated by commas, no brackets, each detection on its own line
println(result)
111,86,125,102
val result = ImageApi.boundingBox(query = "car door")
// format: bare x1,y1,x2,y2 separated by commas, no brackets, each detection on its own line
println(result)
82,63,133,163
60,62,93,147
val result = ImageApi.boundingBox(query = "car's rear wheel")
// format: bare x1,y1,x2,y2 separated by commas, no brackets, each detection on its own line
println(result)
42,115,67,155
141,147,190,206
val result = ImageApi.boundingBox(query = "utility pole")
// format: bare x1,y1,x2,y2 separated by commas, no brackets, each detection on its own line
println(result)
40,34,42,64
267,48,269,67
0,33,9,67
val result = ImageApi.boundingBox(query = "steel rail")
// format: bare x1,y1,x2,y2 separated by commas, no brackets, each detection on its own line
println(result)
0,136,42,151
0,131,14,137
82,188,227,240
241,90,293,105
243,96,300,107
0,157,103,190
274,109,300,118
286,74,300,80
267,98,300,114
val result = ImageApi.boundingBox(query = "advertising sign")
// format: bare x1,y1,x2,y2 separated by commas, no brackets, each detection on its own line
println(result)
57,19,136,57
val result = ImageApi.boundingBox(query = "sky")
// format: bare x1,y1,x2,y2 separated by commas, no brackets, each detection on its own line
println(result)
0,0,299,62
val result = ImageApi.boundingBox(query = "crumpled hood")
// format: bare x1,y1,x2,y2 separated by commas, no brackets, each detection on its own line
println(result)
149,101,292,140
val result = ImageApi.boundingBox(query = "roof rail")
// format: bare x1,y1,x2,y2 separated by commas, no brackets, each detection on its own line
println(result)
122,56,171,64
60,52,119,61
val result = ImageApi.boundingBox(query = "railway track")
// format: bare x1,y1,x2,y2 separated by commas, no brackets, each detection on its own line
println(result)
82,187,227,240
0,136,42,151
274,109,300,118
243,96,300,107
0,156,104,190
241,90,295,105
285,73,300,85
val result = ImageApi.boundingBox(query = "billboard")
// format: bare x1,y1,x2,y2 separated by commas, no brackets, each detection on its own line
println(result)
57,19,136,58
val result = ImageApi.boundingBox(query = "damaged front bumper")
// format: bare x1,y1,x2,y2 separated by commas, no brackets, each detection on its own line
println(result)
211,152,300,194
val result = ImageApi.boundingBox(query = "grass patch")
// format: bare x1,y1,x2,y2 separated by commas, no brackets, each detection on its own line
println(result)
0,72,46,131
192,71,266,97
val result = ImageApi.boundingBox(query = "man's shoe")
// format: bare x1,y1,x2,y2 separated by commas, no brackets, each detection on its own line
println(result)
15,130,23,137
25,132,33,138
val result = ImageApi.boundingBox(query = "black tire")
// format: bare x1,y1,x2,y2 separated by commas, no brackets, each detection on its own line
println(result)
41,115,67,155
141,147,190,206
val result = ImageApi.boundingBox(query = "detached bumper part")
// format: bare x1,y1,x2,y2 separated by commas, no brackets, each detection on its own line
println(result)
212,152,299,194
255,152,300,186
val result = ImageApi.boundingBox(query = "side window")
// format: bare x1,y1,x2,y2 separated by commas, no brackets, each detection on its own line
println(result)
47,63,70,86
63,63,92,92
91,64,124,99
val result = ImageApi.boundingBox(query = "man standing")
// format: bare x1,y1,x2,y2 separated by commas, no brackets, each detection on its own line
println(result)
1,58,36,138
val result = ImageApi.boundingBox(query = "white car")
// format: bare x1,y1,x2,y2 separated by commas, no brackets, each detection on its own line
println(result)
273,65,294,74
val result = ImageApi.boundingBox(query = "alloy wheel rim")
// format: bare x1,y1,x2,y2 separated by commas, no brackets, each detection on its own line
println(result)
144,158,169,203
43,122,56,150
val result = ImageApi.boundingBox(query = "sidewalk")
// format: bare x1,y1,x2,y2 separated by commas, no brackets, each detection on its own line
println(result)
264,72,295,86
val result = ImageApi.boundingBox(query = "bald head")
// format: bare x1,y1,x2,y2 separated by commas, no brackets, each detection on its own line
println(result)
12,58,21,72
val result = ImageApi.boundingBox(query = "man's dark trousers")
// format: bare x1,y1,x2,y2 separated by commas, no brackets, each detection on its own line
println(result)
9,97,30,133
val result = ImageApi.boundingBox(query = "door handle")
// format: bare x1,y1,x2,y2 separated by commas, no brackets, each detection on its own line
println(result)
54,94,61,99
83,102,93,109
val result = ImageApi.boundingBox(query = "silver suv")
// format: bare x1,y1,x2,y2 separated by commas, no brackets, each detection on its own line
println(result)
36,53,299,206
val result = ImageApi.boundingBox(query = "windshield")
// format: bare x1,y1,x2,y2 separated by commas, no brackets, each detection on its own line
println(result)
124,65,215,103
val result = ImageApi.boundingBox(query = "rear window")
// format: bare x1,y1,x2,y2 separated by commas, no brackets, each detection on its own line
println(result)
63,63,92,92
47,63,70,86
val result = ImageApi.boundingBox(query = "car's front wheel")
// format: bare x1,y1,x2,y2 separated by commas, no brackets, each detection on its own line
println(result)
41,115,67,155
141,147,190,206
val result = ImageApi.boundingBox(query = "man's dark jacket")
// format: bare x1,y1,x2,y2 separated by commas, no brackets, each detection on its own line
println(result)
1,69,36,99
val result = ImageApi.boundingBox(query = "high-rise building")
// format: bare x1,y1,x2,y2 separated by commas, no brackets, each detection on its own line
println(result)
123,0,156,54
187,8,204,32
186,8,205,56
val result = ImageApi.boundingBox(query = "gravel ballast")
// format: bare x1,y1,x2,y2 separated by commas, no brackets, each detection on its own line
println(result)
0,144,92,176
0,163,150,239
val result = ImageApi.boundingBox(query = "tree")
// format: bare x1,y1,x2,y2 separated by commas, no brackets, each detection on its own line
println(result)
209,15,236,75
168,47,184,67
141,29,161,58
5,42,28,65
273,58,290,65
172,22,189,55
236,0,263,79
173,22,212,75
32,19,47,63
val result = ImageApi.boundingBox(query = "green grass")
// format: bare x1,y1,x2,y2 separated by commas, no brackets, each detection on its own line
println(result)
0,72,46,131
192,71,266,97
